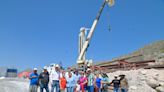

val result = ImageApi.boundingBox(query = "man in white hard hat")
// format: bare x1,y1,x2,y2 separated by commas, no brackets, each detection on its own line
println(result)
29,68,39,92
38,66,50,92
50,64,60,92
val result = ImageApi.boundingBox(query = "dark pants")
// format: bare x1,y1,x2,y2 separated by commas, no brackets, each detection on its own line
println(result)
102,85,108,92
40,83,49,92
51,80,60,92
121,88,127,92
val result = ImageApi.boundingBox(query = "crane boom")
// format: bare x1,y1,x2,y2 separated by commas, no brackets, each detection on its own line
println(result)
77,0,106,63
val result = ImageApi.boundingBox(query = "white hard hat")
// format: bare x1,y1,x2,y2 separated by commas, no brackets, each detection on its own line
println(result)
33,68,37,70
43,66,47,70
87,68,92,71
53,64,56,67
55,64,60,67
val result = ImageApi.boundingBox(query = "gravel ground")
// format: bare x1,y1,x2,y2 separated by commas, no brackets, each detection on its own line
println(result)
0,78,29,92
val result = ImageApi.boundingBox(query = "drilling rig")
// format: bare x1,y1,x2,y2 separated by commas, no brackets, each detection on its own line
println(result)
77,0,115,71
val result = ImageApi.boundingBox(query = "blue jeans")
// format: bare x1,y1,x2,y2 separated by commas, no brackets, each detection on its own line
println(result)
51,80,60,92
88,86,94,92
67,87,74,92
114,88,119,92
40,83,49,92
121,88,127,92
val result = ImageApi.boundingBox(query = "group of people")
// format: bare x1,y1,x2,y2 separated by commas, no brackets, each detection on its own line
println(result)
29,64,128,92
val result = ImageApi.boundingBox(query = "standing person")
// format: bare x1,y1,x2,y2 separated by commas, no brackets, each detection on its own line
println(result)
109,76,120,92
60,71,67,92
101,73,110,92
50,64,60,92
95,74,101,92
87,68,94,92
119,75,128,92
74,69,81,84
79,72,87,92
66,72,76,92
39,66,50,92
29,68,39,92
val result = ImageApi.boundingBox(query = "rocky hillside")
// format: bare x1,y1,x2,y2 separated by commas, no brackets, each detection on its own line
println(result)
125,40,164,62
97,40,164,65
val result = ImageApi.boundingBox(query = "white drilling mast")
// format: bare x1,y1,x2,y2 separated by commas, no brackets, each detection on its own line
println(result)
77,0,115,69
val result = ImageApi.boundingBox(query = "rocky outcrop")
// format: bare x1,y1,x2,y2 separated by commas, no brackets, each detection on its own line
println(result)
107,69,164,92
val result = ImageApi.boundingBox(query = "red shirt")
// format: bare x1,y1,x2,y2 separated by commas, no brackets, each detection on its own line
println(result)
60,77,66,89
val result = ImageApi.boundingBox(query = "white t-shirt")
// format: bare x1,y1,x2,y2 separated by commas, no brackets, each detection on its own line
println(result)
50,70,60,81
73,74,81,83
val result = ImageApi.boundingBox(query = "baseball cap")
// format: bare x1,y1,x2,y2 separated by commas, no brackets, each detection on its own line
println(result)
114,75,118,77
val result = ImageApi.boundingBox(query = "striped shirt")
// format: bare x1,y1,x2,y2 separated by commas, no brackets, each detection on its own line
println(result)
87,73,94,86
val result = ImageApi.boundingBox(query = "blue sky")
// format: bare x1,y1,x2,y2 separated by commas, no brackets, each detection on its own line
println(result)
0,0,164,69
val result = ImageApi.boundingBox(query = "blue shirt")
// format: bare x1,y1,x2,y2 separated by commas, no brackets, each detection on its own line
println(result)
66,76,76,87
96,78,101,88
30,72,38,85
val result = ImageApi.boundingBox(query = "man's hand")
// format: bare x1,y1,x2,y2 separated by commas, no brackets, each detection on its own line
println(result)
32,76,37,78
